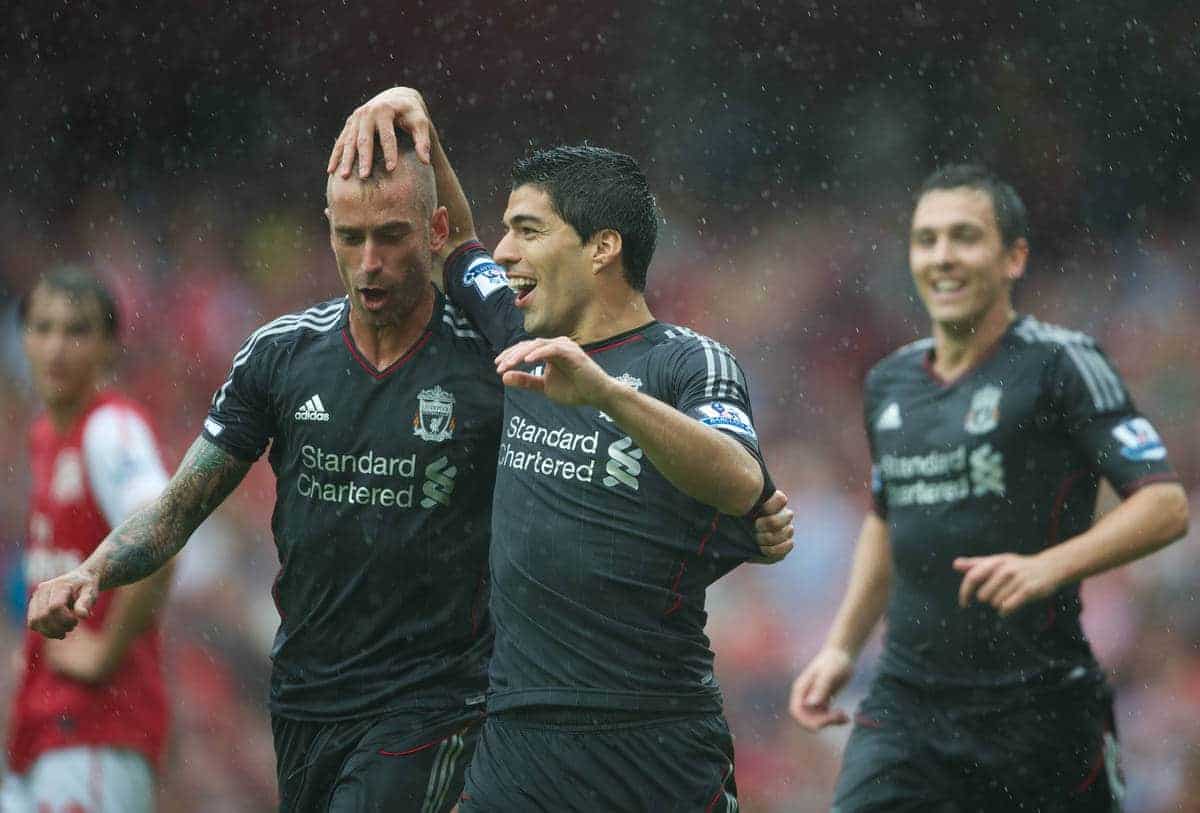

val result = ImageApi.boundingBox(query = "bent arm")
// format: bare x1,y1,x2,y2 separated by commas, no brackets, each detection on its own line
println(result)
1038,481,1189,587
823,512,892,658
597,384,763,516
88,435,249,590
429,125,479,265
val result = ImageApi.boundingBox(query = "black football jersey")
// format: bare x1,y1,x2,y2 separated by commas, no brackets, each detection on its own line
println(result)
445,242,770,714
203,290,503,721
865,315,1177,691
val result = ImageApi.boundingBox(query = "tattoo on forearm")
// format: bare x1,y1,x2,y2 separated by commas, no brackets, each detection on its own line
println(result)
95,436,249,590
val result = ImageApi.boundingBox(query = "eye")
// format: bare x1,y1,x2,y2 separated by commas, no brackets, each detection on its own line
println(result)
337,231,364,246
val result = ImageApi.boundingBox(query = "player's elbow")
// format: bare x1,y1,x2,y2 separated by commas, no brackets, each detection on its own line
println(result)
1157,482,1190,544
719,462,764,517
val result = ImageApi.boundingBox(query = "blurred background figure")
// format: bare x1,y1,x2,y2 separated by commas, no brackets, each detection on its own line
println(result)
3,269,174,812
1,2,1197,810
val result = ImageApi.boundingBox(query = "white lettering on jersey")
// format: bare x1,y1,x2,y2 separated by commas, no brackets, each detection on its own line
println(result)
603,436,644,491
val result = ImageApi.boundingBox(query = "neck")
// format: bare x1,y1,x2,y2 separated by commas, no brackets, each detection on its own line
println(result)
46,388,97,433
930,303,1016,382
570,289,654,346
347,286,436,370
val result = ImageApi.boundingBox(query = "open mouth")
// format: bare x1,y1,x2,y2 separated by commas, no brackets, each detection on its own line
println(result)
508,277,537,306
358,286,390,310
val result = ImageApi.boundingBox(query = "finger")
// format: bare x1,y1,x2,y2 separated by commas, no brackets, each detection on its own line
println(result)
757,539,794,563
755,508,794,533
990,579,1025,612
502,371,546,392
998,589,1031,617
759,489,788,516
412,119,432,165
952,556,979,573
974,569,1014,605
336,117,359,178
327,136,344,175
788,673,815,720
375,111,400,172
356,113,376,178
495,340,546,373
957,562,997,607
75,581,99,619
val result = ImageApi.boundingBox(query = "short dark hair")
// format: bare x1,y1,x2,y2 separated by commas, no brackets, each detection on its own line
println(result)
915,164,1029,247
511,145,658,291
18,266,120,340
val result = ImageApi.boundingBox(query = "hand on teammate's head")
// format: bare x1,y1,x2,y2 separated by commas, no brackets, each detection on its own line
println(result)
328,87,434,179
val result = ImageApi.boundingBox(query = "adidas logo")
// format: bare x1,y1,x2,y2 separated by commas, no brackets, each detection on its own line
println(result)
295,394,331,422
876,402,902,431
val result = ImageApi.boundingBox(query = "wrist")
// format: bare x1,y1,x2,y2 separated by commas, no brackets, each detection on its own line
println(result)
591,374,629,414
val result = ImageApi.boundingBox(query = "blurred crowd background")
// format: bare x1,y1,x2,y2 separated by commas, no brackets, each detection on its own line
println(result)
1,2,1197,810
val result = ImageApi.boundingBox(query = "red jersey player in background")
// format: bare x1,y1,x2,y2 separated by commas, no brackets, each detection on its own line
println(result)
2,268,173,813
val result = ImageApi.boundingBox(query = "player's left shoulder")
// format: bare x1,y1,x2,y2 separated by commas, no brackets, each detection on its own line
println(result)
1011,314,1103,354
649,321,740,363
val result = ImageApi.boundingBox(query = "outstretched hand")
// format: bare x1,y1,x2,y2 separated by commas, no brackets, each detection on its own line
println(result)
495,338,616,408
953,553,1059,616
789,647,855,731
327,87,434,178
27,568,101,639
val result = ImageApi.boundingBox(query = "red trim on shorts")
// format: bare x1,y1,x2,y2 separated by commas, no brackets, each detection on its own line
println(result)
704,762,735,813
378,723,470,758
342,328,432,380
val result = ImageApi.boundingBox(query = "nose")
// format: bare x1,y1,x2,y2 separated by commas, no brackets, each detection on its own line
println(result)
493,231,519,268
929,235,956,268
360,239,384,274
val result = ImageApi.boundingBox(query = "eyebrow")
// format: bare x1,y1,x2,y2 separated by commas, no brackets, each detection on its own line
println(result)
504,214,546,229
334,220,413,233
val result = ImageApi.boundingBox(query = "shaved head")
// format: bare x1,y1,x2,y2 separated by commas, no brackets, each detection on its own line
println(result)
325,131,436,215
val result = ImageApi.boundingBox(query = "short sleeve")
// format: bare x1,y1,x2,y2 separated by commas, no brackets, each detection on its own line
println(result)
82,404,170,527
1049,342,1177,496
203,334,276,462
443,241,528,353
665,335,764,462
862,369,888,518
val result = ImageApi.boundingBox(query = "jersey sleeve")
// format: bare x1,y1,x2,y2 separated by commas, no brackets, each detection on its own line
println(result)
657,334,774,511
82,404,170,527
202,332,277,462
443,241,528,353
1048,342,1178,496
862,367,888,518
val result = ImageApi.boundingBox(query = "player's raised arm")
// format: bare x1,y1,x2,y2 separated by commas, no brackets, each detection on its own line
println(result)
27,435,249,639
495,336,766,516
328,86,479,265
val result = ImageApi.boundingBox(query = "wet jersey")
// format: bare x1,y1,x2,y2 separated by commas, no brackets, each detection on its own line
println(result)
202,290,503,721
445,242,770,714
9,392,170,773
865,315,1178,691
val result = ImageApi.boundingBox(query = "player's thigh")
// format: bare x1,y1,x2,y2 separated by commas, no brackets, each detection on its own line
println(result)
461,713,737,813
833,698,957,813
327,711,480,813
970,691,1123,813
22,746,154,813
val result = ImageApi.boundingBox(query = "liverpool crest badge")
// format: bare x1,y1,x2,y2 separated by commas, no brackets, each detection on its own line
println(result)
964,385,1002,435
413,386,456,442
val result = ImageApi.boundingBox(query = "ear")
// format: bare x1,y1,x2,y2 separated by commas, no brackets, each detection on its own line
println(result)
429,206,450,252
1004,237,1029,283
590,228,623,276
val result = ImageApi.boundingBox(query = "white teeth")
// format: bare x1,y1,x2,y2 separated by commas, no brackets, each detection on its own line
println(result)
934,280,964,292
508,278,537,292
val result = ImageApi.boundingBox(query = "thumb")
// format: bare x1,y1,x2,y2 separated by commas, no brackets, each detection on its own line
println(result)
75,580,100,619
952,557,975,572
805,671,835,707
